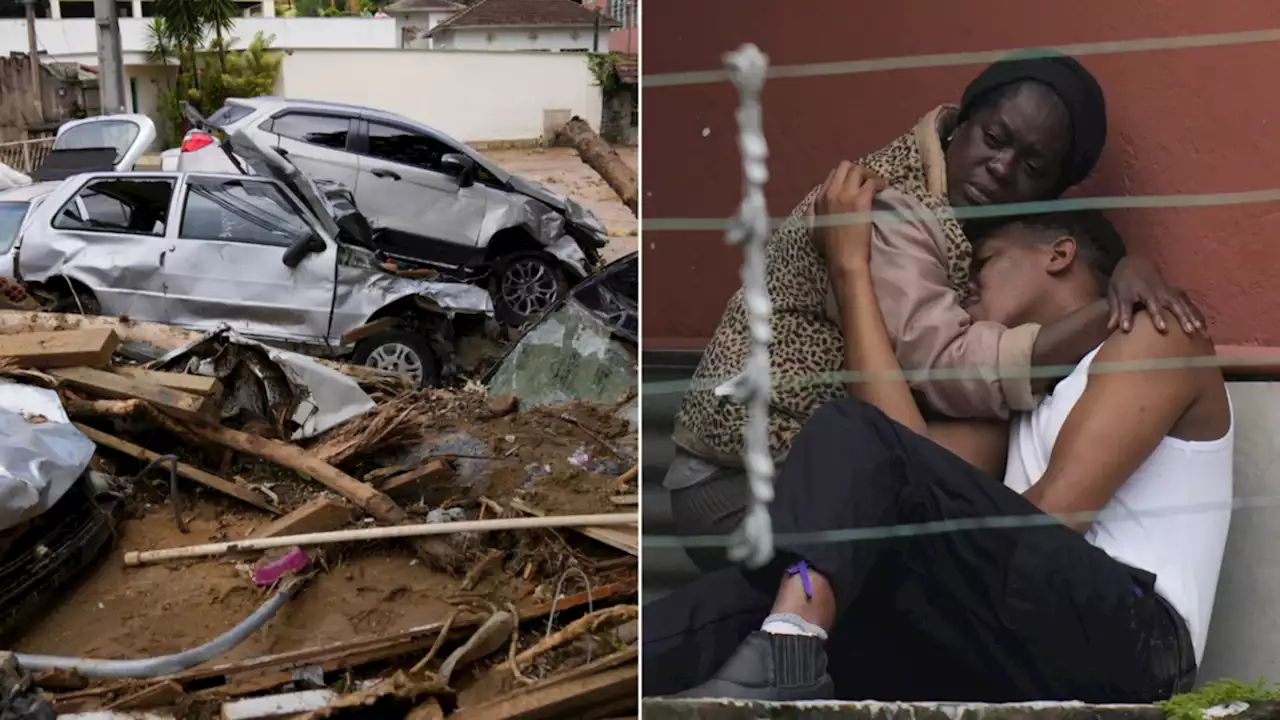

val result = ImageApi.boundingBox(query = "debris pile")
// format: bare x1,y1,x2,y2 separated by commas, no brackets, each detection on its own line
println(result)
0,311,637,719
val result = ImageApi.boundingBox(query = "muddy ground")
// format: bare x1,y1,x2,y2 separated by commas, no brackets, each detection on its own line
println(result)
12,391,636,706
482,146,638,264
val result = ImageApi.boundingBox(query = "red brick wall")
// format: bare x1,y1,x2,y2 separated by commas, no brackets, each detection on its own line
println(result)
642,0,1280,348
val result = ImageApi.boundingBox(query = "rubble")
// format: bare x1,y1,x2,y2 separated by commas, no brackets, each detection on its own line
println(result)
0,312,637,717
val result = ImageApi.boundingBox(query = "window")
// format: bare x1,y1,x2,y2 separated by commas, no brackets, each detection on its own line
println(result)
269,113,350,151
365,123,457,174
608,0,632,28
53,179,174,236
180,178,314,248
0,202,28,253
207,102,256,128
53,120,141,165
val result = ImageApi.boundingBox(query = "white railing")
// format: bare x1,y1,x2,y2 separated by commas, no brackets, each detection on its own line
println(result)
0,137,54,175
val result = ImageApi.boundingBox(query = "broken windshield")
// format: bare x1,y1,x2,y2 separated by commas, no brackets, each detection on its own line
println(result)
53,120,141,165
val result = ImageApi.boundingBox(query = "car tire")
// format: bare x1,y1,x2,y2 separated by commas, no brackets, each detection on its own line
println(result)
491,251,569,326
49,287,102,316
352,330,441,388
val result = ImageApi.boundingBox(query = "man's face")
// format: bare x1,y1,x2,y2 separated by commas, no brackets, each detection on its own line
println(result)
963,225,1054,327
946,83,1073,208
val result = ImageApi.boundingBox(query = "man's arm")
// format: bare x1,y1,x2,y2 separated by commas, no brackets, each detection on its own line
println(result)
1022,319,1209,531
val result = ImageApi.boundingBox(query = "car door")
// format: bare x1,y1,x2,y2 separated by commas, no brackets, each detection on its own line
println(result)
352,119,488,268
158,174,337,343
258,111,361,193
33,175,176,320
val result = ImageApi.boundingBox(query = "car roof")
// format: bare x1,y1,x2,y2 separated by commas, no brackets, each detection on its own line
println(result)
0,181,63,202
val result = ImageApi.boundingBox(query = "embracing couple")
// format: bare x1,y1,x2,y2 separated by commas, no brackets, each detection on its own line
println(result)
647,52,1234,703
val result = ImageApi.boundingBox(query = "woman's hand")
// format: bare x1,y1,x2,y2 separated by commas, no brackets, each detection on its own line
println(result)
813,161,885,272
1107,257,1206,334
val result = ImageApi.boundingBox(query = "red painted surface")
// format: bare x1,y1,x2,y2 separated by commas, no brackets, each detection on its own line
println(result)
641,0,1280,349
582,0,637,54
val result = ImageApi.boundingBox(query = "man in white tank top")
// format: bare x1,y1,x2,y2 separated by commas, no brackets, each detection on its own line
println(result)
644,169,1233,704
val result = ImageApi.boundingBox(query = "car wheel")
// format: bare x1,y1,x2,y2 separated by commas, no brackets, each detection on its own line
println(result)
352,330,440,388
49,287,102,316
492,252,568,326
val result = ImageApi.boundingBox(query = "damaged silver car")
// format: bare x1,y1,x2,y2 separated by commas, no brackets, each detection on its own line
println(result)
0,133,493,388
170,98,612,325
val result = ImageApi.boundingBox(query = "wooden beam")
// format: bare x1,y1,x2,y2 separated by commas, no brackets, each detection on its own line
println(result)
112,367,223,397
0,328,119,368
339,316,397,345
51,366,209,420
74,422,281,515
451,651,637,720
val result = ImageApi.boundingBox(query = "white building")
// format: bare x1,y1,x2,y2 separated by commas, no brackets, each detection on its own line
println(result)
385,0,466,49
426,0,619,53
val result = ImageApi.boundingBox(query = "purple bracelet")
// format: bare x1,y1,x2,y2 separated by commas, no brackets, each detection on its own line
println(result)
785,560,813,599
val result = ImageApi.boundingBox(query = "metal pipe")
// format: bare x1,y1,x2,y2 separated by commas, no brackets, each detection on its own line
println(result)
13,579,302,678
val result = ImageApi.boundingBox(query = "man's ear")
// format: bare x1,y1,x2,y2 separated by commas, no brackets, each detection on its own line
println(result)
1045,235,1079,276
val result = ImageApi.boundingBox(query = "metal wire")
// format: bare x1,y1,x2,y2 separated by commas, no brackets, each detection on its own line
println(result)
720,44,775,570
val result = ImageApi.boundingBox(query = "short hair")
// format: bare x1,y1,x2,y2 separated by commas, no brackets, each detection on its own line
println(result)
1009,209,1127,289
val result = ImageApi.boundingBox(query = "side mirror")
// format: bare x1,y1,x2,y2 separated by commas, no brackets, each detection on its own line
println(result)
441,153,475,188
283,232,326,268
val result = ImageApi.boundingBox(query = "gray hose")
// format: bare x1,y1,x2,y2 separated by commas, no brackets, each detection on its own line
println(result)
13,578,301,678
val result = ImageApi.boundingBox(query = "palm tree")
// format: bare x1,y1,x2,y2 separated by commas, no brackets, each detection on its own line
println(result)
153,0,238,73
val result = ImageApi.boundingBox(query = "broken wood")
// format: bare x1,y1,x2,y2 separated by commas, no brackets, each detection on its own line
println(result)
176,418,460,572
113,366,223,397
249,496,354,538
613,465,638,491
558,116,637,216
52,366,209,420
0,328,120,368
221,689,337,719
379,460,455,503
50,583,635,709
508,605,638,672
105,680,185,712
452,649,637,720
509,498,638,556
608,494,638,506
74,422,281,515
123,511,639,566
460,548,505,592
338,316,398,346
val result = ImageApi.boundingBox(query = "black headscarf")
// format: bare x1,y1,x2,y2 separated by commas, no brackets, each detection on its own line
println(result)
957,50,1107,192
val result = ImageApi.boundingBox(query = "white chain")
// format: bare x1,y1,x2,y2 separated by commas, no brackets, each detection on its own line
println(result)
721,44,775,569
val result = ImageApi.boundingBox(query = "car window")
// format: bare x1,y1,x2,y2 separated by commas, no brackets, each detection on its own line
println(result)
180,178,314,248
0,202,28,253
271,113,350,151
53,178,173,236
365,122,459,173
54,120,140,165
207,102,255,127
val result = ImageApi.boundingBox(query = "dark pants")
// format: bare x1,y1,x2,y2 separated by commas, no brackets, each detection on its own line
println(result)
669,467,749,572
643,397,1197,703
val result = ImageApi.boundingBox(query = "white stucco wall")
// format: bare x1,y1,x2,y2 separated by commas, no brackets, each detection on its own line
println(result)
432,25,603,52
277,48,602,142
395,10,456,49
0,17,397,63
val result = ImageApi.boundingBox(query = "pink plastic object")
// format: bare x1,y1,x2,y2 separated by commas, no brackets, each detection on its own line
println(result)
253,547,309,587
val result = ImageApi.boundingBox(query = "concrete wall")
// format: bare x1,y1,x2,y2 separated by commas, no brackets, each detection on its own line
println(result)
433,26,602,52
641,0,1280,348
0,56,95,142
277,48,602,142
395,10,455,49
0,16,398,64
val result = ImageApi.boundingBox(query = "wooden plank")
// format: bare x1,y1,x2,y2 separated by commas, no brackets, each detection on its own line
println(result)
249,497,354,538
509,498,638,556
113,367,223,397
379,460,455,502
0,328,119,368
74,422,281,515
52,366,208,419
608,494,638,506
339,316,397,345
450,657,636,720
105,680,184,711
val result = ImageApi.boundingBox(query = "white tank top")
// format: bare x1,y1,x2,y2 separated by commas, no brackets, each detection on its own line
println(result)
1002,346,1234,665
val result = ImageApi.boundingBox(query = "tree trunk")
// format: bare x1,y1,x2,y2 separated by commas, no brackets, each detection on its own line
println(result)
558,116,637,217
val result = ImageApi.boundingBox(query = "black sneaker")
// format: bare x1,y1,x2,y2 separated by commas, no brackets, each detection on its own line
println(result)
673,631,835,701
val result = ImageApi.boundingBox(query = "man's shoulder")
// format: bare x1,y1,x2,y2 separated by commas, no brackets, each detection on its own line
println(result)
1094,313,1215,368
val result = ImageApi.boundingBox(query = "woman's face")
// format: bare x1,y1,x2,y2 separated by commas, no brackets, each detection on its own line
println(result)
946,82,1072,207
